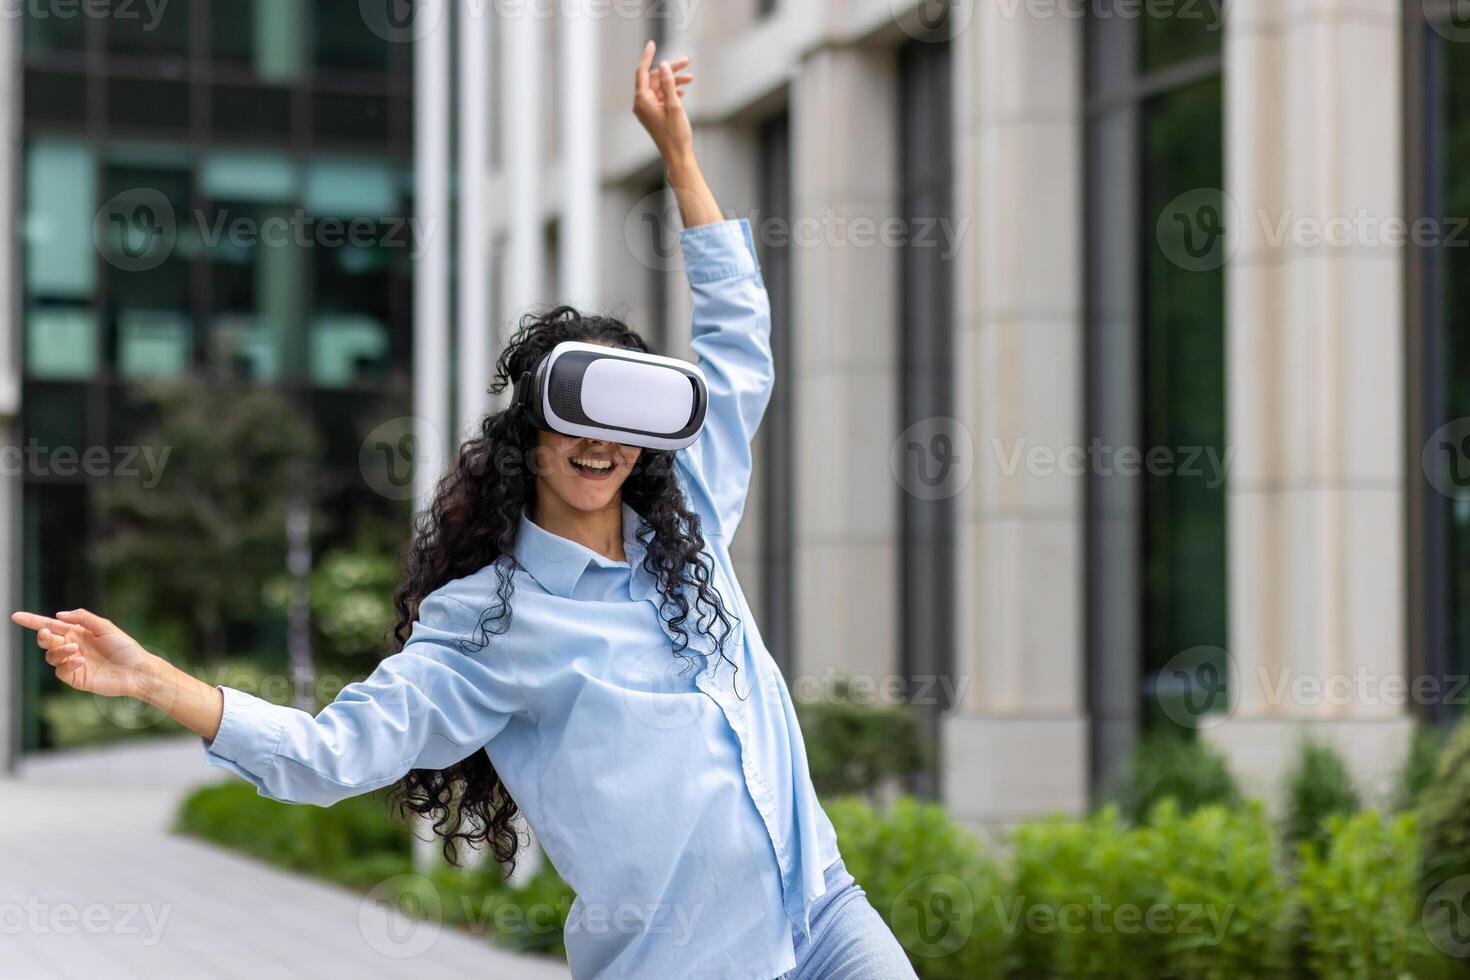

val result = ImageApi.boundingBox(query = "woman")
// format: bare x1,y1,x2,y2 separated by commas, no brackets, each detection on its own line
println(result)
14,42,918,980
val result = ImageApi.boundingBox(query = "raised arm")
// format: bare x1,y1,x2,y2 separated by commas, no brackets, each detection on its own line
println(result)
13,594,525,807
633,41,775,537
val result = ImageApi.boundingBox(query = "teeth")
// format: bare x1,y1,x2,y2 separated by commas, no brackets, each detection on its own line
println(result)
571,457,612,471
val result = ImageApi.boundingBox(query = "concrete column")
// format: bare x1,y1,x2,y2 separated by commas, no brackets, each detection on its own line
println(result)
1204,0,1413,805
943,6,1089,826
456,1,494,430
559,1,600,309
789,45,901,684
412,1,452,510
502,9,546,321
0,2,18,775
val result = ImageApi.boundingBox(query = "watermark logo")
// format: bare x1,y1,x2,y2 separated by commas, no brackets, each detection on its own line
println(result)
1427,0,1470,44
1157,187,1237,272
1423,875,1470,959
359,875,443,959
624,189,684,274
891,416,974,501
1423,418,1470,501
359,0,445,43
1153,645,1234,730
893,0,974,41
891,874,976,958
360,417,447,501
622,642,703,731
94,188,177,273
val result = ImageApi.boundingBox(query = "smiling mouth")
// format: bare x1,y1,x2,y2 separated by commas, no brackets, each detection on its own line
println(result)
570,456,615,478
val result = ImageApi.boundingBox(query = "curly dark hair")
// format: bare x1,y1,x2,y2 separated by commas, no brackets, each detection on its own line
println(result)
386,306,739,872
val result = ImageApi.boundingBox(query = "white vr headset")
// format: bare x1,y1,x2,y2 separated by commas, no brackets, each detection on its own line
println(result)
513,341,709,451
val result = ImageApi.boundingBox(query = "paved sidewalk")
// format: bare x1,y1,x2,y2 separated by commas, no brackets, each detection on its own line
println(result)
0,738,570,979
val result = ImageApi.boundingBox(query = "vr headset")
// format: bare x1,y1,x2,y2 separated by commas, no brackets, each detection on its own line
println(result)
513,342,709,451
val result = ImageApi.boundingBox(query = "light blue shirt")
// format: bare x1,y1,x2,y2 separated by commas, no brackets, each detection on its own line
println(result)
203,219,841,980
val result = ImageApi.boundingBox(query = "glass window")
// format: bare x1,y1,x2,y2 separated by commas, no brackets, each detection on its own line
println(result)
1420,18,1470,717
26,307,99,379
1446,36,1470,704
756,115,793,675
211,0,305,82
25,140,96,300
1140,77,1228,725
305,158,396,218
118,310,192,380
311,0,389,72
1085,4,1226,782
23,7,87,55
105,0,191,58
100,155,194,372
207,201,304,383
311,91,392,147
899,40,957,791
1140,5,1224,73
210,86,294,141
106,77,192,134
201,151,298,202
24,71,87,124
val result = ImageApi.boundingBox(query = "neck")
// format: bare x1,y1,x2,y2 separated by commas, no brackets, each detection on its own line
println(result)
532,492,627,562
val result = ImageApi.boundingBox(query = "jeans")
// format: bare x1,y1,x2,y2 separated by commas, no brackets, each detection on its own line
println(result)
778,858,920,980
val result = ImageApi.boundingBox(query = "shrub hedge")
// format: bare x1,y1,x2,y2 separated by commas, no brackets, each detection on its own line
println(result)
177,780,1464,978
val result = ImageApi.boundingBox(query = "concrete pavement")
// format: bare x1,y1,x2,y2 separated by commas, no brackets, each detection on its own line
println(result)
0,737,570,979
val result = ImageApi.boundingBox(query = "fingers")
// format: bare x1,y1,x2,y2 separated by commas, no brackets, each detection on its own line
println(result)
12,611,70,634
636,39,655,94
657,61,682,109
46,642,81,669
58,608,114,635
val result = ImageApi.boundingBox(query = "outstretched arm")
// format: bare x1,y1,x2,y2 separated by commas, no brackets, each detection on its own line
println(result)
13,597,524,807
12,608,226,740
632,42,775,538
633,39,720,229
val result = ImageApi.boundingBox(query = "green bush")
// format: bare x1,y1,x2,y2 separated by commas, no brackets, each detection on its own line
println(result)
826,796,1005,980
1009,802,1293,980
1105,732,1242,824
1282,742,1360,852
1148,801,1293,979
264,537,401,669
796,678,926,799
1419,717,1470,895
1009,807,1171,979
1395,724,1444,813
1295,811,1439,980
176,782,411,883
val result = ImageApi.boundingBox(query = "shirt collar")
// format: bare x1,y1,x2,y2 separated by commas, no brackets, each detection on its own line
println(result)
514,504,649,599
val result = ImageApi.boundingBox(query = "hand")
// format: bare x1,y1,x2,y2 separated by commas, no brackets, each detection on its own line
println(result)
633,40,696,164
12,609,158,700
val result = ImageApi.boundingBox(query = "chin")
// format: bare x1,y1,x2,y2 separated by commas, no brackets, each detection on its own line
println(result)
565,488,623,512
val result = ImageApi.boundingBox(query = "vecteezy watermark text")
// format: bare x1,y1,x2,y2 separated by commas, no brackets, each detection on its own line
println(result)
1,0,171,30
0,441,170,488
0,897,172,946
992,438,1234,489
94,189,437,273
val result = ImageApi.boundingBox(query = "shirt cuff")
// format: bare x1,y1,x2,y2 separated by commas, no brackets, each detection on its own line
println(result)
680,219,760,285
202,685,286,779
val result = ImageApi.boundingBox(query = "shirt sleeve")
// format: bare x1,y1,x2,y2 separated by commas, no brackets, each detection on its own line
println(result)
201,592,527,807
675,219,774,539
